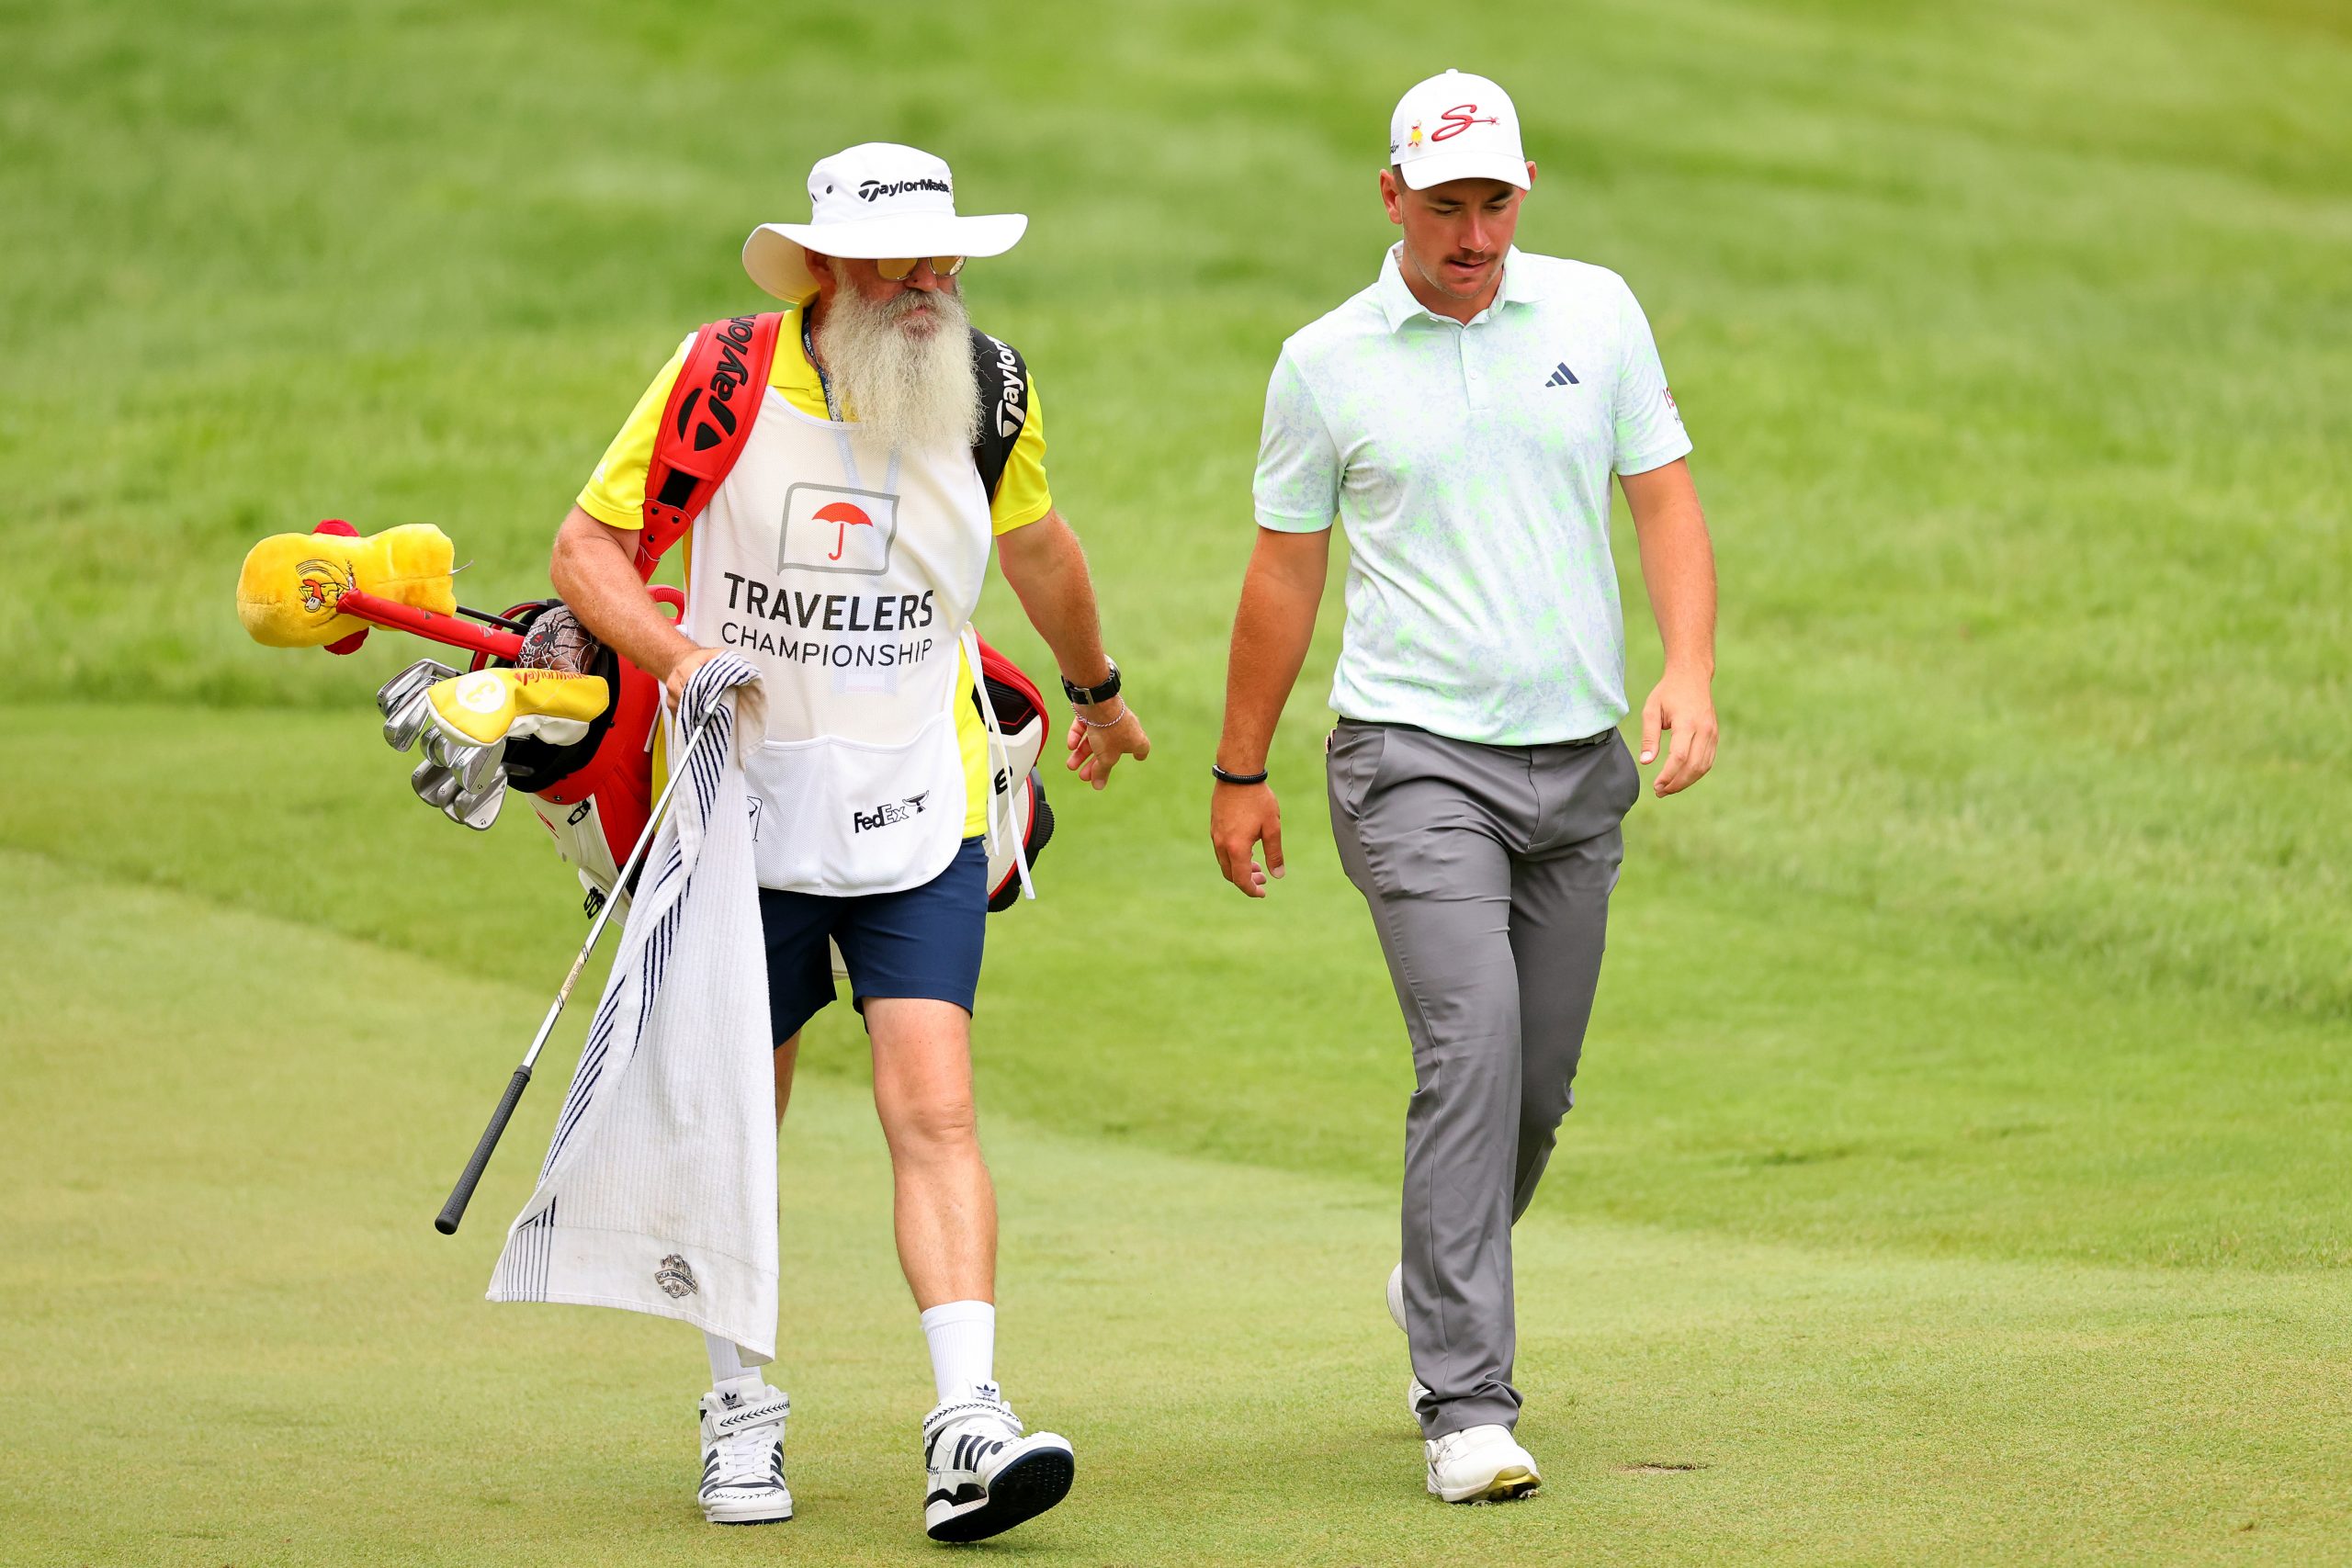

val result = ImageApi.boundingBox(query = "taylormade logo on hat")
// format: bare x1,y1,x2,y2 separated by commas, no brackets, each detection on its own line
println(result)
742,142,1028,301
858,175,952,202
1388,69,1529,191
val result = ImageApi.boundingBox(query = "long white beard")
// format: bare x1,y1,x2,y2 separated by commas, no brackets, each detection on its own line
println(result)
813,268,978,454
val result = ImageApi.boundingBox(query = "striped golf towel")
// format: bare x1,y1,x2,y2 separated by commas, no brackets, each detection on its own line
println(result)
488,653,781,1359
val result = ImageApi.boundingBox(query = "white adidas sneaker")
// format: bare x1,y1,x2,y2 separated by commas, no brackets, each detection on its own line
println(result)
921,1383,1075,1543
695,1382,793,1525
1426,1423,1542,1504
1388,1264,1432,1422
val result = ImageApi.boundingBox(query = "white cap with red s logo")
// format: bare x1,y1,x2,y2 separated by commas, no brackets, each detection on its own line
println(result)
1387,70,1528,191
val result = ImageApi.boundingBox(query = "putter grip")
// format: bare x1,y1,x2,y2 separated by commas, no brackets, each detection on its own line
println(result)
435,1065,532,1235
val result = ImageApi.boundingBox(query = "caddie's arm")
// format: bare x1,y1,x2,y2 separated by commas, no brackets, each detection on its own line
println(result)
993,509,1150,791
549,506,717,709
1209,526,1329,897
1620,457,1719,796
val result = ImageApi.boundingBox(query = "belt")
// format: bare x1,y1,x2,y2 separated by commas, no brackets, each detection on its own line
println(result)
1334,716,1615,749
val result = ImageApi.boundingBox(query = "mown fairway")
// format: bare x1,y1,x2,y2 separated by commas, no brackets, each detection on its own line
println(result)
4,0,2348,1563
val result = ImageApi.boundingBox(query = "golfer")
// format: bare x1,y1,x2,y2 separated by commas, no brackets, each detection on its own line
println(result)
1209,72,1718,1502
550,142,1148,1540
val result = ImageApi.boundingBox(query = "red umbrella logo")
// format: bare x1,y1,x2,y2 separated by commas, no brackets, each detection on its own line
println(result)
812,501,876,561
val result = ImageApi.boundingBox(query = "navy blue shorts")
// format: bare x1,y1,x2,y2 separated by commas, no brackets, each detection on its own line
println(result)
759,836,989,1044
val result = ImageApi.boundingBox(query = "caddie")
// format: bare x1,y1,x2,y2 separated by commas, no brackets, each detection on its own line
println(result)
1209,72,1719,1502
548,141,1148,1540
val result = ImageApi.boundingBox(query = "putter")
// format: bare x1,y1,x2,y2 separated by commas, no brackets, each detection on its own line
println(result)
434,704,724,1235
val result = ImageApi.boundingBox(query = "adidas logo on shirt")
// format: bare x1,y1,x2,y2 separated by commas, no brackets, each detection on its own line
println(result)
1544,362,1579,388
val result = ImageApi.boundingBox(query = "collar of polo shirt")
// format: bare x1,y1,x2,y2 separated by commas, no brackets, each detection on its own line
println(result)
1374,242,1549,333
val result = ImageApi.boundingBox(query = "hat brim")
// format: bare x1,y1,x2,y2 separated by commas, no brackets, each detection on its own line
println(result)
1396,151,1531,192
742,213,1028,300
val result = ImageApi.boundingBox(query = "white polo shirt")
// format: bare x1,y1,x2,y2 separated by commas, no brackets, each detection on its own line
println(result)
1253,243,1691,745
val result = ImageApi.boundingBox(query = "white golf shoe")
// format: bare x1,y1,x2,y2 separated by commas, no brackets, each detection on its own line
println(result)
1388,1264,1432,1421
695,1382,793,1525
922,1383,1074,1542
1427,1423,1543,1504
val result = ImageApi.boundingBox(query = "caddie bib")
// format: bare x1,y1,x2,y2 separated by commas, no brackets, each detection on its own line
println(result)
684,383,992,896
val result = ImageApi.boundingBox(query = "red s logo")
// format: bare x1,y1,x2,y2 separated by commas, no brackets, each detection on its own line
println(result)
1430,104,1499,142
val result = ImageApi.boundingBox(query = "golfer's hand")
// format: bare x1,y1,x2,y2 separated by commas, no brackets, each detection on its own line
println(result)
1210,782,1283,897
1064,704,1150,791
1639,668,1718,796
662,644,726,712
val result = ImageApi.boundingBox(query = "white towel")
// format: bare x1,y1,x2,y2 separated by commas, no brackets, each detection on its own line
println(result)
487,653,782,1360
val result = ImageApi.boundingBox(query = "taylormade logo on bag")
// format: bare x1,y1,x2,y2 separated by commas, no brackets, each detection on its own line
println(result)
858,176,951,202
984,333,1024,439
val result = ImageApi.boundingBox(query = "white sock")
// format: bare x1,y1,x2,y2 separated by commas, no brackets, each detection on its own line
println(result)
919,1300,995,1403
705,1332,765,1394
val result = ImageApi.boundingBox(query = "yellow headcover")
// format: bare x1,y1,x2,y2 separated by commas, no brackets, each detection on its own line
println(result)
235,524,458,648
425,669,611,748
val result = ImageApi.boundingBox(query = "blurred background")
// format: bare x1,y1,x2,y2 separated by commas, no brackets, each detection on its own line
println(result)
3,1,2346,1562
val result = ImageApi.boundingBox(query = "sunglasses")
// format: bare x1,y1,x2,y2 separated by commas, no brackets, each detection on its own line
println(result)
874,255,966,282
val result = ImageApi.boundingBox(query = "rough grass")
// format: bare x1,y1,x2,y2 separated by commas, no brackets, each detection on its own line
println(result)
2,0,2349,1560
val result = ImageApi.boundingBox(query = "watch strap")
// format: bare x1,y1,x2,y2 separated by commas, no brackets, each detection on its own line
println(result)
1061,659,1121,706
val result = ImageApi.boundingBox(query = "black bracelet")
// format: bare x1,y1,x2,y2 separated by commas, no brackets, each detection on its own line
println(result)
1211,762,1270,786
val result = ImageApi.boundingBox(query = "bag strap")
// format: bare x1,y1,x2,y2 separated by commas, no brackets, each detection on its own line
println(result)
637,312,1031,576
968,328,1030,502
639,312,785,578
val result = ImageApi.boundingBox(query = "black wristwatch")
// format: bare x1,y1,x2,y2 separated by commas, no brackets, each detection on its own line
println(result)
1061,659,1122,707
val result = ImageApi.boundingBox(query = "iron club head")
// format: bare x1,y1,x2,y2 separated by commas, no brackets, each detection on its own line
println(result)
445,774,506,830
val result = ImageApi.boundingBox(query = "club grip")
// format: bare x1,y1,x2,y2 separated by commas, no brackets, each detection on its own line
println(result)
434,1066,532,1235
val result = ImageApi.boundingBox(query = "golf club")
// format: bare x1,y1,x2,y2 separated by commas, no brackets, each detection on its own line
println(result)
377,658,458,721
379,660,458,750
444,773,506,830
410,754,463,808
433,704,722,1235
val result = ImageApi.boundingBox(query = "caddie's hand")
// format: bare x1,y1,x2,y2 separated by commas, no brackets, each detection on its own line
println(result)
1064,703,1150,792
1639,668,1719,796
662,644,727,713
1209,781,1283,898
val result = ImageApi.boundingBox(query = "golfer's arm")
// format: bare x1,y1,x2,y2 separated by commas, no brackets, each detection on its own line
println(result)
992,510,1114,689
548,506,700,681
1216,526,1331,773
1621,459,1717,678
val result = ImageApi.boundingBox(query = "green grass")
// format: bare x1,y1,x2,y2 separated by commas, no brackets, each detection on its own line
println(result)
3,0,2350,1561
8,851,2352,1566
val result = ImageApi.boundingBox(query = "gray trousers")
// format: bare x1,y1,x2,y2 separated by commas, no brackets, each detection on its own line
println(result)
1327,719,1637,1438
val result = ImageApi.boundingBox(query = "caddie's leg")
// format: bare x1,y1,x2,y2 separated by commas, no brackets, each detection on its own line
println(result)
1329,723,1533,1438
773,1032,801,1126
868,998,997,1311
1507,734,1639,1221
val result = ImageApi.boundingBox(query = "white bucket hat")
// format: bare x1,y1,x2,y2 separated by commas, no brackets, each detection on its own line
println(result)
741,142,1028,300
1388,70,1529,191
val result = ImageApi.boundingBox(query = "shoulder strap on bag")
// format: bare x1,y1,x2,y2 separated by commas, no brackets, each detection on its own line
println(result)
967,327,1030,502
639,311,785,578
